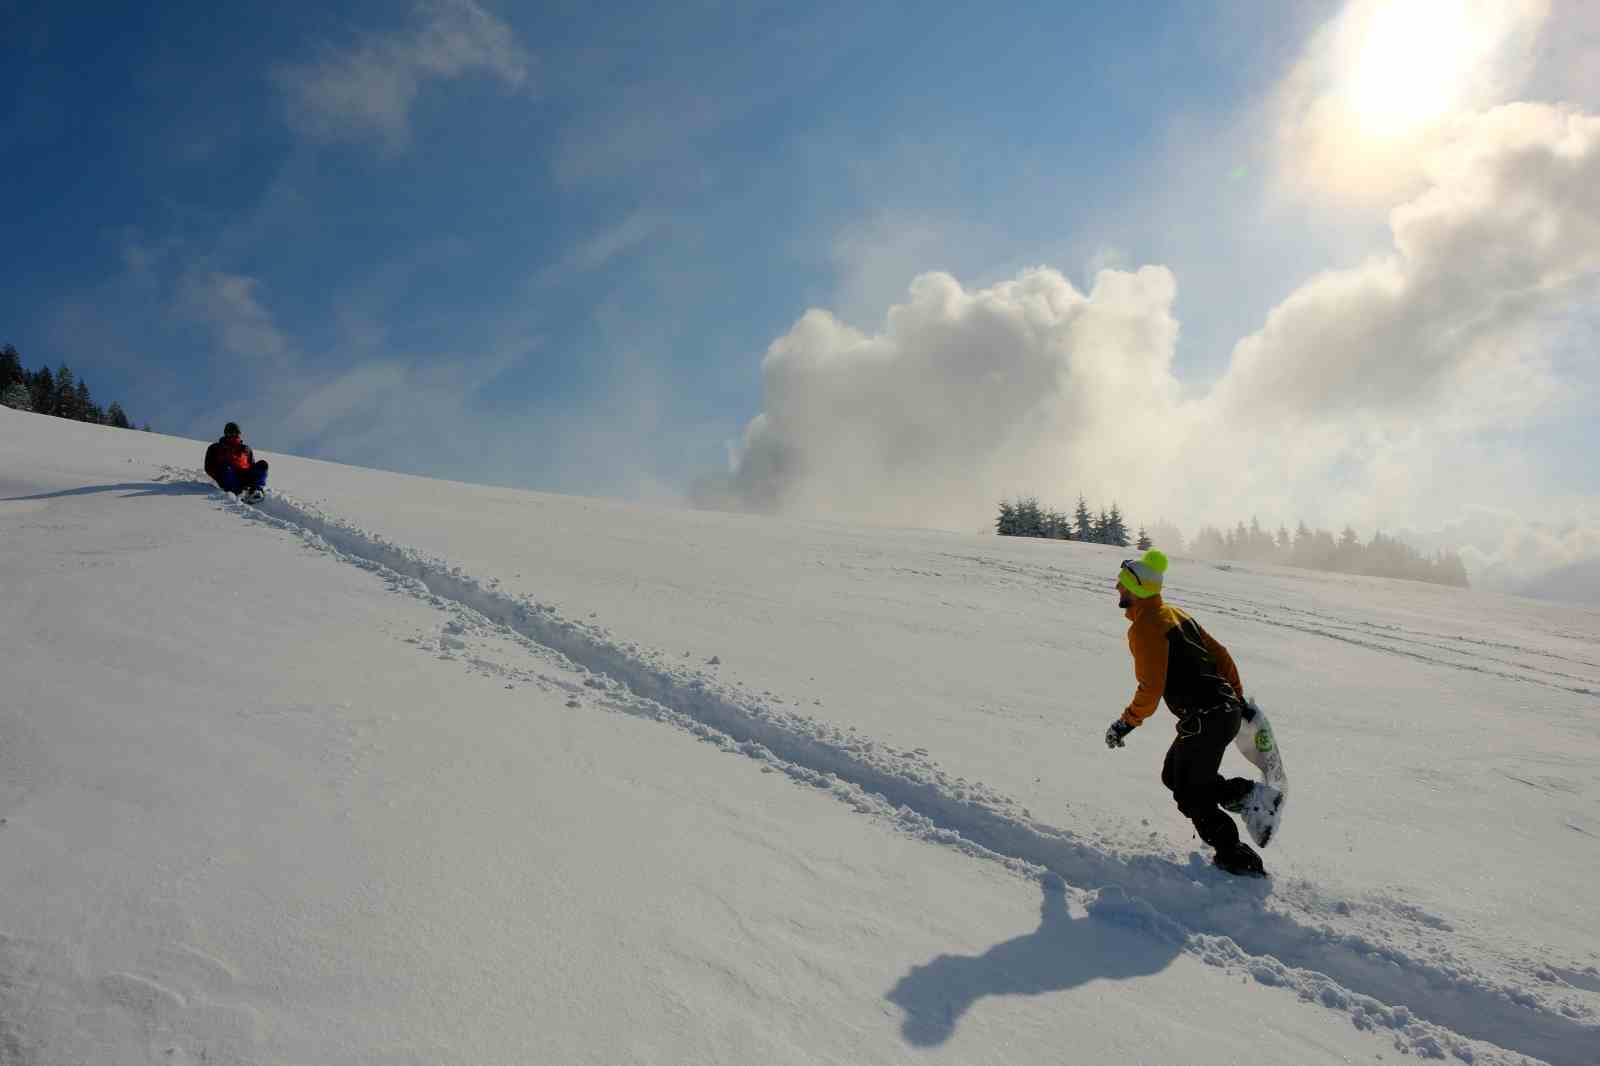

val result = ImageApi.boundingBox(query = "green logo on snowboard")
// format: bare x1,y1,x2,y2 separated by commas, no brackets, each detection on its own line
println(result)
1254,726,1274,754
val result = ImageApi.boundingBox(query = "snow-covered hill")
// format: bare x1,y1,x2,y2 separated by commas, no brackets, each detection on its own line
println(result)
3,406,1597,1066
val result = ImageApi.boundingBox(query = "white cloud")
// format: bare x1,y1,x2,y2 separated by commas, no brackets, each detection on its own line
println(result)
1418,503,1600,596
1216,104,1600,427
1527,0,1600,106
273,0,529,153
705,103,1600,585
700,264,1183,529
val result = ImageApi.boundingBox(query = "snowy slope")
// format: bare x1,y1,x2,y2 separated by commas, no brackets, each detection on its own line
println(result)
2,406,1597,1066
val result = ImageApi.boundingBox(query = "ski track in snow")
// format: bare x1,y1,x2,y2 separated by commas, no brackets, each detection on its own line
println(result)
172,472,1595,1066
953,555,1600,699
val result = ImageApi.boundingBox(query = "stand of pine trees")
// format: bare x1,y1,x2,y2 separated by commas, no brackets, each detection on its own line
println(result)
996,498,1469,588
0,343,144,430
996,495,1139,548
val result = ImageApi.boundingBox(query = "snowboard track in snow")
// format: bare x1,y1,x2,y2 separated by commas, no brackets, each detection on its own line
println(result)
190,476,1592,1066
952,555,1600,700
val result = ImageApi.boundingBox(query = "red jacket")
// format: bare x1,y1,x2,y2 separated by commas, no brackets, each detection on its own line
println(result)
204,435,254,483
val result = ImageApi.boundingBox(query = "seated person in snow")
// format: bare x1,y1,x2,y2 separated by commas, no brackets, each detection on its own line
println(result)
204,421,269,498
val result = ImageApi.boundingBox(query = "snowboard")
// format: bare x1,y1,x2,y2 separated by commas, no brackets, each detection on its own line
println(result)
1232,697,1287,848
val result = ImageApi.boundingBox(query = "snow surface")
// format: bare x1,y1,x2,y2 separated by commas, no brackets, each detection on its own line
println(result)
2,406,1597,1066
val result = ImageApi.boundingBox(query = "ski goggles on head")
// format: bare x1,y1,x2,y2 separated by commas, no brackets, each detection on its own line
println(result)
1118,558,1163,599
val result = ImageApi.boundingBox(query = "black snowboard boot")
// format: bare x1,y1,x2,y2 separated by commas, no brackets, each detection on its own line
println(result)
1218,777,1256,814
1213,841,1266,877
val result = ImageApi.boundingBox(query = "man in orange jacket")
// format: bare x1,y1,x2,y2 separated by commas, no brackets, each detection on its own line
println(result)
204,422,269,502
1104,549,1264,876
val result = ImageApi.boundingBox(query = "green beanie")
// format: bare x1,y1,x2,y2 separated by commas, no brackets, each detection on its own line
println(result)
1118,549,1168,599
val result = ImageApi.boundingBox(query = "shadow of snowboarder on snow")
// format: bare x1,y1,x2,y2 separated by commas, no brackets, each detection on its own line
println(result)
886,874,1182,1047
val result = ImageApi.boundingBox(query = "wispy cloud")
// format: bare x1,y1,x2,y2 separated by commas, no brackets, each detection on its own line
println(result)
527,212,668,289
568,213,666,272
273,0,530,153
175,270,292,360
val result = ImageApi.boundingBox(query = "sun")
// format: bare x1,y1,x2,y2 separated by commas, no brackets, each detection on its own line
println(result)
1276,0,1544,203
1342,0,1485,139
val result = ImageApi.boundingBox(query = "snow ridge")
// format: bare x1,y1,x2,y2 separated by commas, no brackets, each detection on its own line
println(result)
190,475,1591,1066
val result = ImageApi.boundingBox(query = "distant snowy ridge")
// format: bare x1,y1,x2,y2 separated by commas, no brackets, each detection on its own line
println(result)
166,468,1593,1066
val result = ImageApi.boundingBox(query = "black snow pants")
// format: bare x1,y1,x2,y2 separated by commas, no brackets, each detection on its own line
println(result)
1160,701,1252,851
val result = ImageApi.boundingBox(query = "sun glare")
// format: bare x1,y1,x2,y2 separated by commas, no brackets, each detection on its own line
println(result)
1346,0,1475,138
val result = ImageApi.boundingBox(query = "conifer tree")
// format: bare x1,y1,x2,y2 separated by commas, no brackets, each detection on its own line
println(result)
30,366,55,414
76,381,103,423
1107,503,1130,548
0,344,22,394
996,500,1019,537
1015,497,1044,538
52,366,80,419
1074,496,1094,542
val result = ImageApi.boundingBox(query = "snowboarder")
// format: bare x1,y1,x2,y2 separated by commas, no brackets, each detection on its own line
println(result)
204,421,268,503
1103,550,1265,876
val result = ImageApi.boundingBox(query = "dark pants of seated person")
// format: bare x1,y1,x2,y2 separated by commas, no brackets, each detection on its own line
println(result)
216,460,269,495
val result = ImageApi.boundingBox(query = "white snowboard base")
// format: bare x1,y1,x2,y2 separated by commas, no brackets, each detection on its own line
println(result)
1233,698,1288,848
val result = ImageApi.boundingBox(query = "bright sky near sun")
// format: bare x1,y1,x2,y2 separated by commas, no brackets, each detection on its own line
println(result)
1351,0,1486,135
3,0,1598,590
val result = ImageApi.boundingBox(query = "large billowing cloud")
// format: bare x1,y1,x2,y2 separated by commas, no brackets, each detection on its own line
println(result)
700,265,1183,531
705,103,1600,581
1217,103,1599,427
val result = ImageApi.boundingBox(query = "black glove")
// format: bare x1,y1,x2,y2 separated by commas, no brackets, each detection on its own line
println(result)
1105,718,1134,749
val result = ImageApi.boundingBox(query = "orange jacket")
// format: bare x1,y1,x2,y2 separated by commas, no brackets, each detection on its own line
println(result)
1120,595,1243,729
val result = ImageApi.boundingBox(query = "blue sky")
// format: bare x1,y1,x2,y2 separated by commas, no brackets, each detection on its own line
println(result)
4,0,1598,587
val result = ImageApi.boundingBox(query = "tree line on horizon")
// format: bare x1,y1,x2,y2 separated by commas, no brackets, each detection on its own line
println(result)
0,343,147,430
996,497,1469,588
996,496,1147,548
